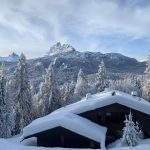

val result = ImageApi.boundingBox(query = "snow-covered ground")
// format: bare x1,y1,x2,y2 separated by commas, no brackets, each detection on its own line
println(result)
2,90,149,150
0,136,94,150
0,135,150,150
107,138,150,149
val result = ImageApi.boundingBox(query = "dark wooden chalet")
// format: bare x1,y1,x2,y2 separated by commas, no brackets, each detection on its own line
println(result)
21,90,150,149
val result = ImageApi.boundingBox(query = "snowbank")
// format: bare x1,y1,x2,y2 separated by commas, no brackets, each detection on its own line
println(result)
107,138,150,150
1,137,150,150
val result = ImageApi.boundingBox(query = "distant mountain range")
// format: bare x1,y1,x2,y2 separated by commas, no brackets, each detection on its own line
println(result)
1,43,146,91
0,52,19,62
45,42,146,74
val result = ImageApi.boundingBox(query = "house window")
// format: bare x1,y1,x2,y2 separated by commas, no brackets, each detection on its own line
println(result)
97,112,102,121
106,112,111,122
60,135,64,145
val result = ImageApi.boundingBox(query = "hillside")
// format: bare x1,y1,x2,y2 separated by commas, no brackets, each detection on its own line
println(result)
4,44,146,74
1,43,146,92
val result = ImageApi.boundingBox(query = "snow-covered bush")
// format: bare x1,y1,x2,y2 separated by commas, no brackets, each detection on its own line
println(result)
135,121,144,140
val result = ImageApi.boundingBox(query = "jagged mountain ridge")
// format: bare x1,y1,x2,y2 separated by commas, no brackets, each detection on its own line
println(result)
47,42,75,56
1,43,146,92
28,49,146,91
46,46,145,74
3,44,146,76
0,52,19,62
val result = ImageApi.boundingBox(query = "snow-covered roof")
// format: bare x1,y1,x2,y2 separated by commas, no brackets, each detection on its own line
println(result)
52,90,150,116
21,112,107,148
21,90,150,149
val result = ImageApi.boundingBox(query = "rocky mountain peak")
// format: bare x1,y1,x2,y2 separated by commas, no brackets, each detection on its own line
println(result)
47,42,76,56
0,52,19,62
9,52,19,58
10,52,17,56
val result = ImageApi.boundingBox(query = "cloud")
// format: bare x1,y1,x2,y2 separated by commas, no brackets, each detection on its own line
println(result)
0,0,149,60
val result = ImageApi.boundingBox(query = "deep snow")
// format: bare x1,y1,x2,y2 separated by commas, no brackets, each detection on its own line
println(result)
1,136,150,150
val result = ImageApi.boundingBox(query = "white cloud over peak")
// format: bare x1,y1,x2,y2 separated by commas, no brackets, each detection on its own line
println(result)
0,0,149,60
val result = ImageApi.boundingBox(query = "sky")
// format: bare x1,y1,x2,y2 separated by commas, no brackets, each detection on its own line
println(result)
0,0,150,61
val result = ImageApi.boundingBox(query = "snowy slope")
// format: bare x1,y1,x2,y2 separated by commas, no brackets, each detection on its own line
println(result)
3,44,146,96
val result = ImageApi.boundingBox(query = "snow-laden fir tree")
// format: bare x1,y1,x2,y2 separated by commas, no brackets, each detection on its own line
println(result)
143,54,150,101
5,81,15,137
38,64,53,116
143,79,150,101
38,63,61,117
74,69,89,97
131,75,137,91
0,63,14,138
0,63,7,138
12,53,33,133
131,75,142,97
122,112,142,147
95,60,106,92
60,82,75,106
134,79,142,98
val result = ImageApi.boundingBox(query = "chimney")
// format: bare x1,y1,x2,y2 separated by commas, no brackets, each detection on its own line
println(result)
112,91,116,96
131,91,137,97
86,93,91,100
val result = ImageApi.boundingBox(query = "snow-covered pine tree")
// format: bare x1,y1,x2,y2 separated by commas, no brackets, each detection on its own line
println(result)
122,112,139,147
0,63,7,138
95,60,106,92
38,63,61,116
60,82,75,106
135,79,142,97
131,75,142,97
74,69,89,97
143,79,150,101
131,75,136,90
143,54,150,101
12,53,33,133
38,64,53,116
0,63,14,138
5,80,15,138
